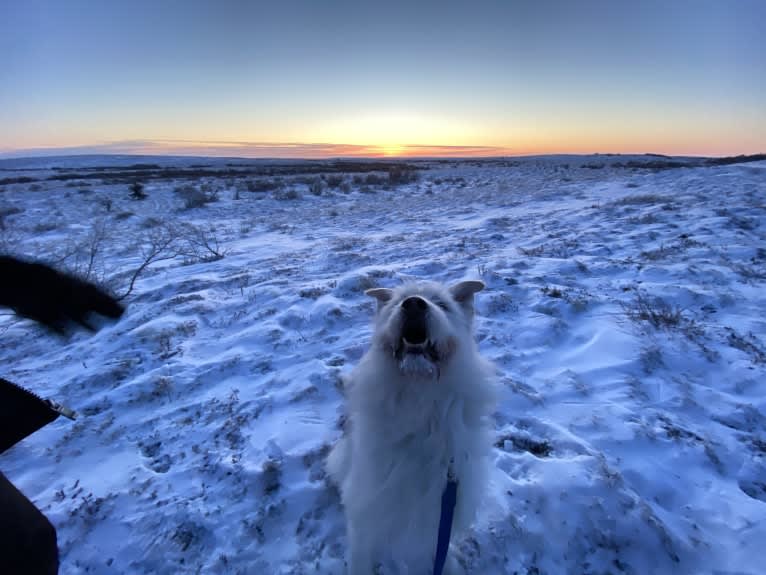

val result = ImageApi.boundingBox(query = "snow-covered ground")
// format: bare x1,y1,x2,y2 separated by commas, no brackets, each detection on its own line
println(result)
1,155,765,574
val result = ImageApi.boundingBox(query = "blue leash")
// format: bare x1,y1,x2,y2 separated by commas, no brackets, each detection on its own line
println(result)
433,477,458,575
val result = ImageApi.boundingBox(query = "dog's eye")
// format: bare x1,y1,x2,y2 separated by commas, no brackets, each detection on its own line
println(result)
435,300,450,311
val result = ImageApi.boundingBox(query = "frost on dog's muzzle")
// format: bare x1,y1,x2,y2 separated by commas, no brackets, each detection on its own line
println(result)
392,327,443,380
394,338,440,363
396,345,440,379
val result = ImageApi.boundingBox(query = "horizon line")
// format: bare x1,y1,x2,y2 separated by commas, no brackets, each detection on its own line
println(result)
1,139,762,161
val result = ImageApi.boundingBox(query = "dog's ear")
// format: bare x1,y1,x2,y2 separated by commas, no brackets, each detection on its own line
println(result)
449,280,484,316
449,280,484,302
365,288,394,312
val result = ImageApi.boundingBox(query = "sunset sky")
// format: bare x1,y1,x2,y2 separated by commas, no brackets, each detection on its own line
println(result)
1,0,764,158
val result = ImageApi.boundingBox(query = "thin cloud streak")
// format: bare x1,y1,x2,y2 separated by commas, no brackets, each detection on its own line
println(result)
0,140,516,159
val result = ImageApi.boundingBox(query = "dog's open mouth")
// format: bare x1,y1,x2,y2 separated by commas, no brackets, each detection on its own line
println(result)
387,312,445,378
394,336,441,379
395,325,440,363
402,320,427,346
400,339,439,359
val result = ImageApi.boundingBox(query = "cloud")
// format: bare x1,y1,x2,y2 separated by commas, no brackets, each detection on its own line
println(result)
0,140,514,159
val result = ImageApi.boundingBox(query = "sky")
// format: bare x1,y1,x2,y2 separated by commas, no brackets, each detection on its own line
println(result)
1,0,764,158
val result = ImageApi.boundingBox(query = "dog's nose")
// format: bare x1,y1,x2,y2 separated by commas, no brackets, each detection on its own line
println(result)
401,296,428,315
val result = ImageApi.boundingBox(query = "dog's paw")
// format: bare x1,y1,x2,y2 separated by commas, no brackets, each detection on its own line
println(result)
443,554,466,575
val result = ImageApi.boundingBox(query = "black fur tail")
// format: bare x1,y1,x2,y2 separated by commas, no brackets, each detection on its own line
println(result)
0,255,124,333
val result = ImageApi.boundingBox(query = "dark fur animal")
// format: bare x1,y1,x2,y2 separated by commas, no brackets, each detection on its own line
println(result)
0,472,59,575
0,255,124,333
0,255,125,574
0,378,62,454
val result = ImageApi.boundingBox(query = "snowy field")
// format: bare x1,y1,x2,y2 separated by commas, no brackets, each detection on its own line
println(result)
1,154,765,574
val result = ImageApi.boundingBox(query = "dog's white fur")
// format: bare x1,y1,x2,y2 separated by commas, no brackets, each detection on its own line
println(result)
327,280,496,574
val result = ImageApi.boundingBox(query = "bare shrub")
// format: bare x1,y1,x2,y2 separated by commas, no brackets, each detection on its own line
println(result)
142,217,163,229
175,222,225,263
76,220,110,281
640,235,702,261
41,219,111,284
33,221,59,233
628,213,659,225
518,241,576,258
640,244,682,261
640,345,664,374
725,327,766,364
308,177,325,196
494,432,552,457
103,221,227,300
387,166,419,186
541,285,563,298
299,286,328,299
274,188,301,201
129,182,147,200
118,223,180,299
622,292,683,329
246,179,282,193
0,205,22,230
364,173,386,186
518,245,545,257
0,220,21,251
0,176,33,185
611,194,664,206
174,184,217,209
728,215,757,231
323,174,344,188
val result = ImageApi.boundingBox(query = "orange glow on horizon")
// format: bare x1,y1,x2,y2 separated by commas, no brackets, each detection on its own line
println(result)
3,105,763,159
1,137,762,160
380,144,406,157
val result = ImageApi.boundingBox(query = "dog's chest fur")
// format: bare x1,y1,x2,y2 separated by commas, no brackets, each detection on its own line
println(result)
327,297,495,574
340,356,492,560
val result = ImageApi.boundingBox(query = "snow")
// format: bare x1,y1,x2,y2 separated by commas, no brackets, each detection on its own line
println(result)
1,155,765,574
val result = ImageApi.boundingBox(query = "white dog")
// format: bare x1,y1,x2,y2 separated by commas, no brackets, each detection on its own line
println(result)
327,280,496,574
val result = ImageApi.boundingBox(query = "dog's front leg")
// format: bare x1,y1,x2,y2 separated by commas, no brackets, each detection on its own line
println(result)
347,522,376,575
442,552,465,575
